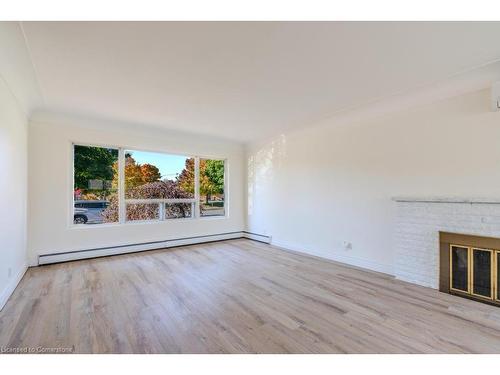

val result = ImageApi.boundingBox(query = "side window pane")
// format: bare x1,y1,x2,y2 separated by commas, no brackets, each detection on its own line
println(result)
73,145,118,224
199,159,225,217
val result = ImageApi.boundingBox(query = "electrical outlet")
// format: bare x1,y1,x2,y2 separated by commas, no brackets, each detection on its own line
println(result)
343,241,352,250
8,267,12,278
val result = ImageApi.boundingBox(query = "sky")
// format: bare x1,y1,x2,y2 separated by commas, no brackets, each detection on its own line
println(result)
128,150,189,180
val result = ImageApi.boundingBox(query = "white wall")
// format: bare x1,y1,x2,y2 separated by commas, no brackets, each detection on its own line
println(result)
28,112,245,265
0,22,43,115
247,89,500,275
0,22,41,310
0,78,28,308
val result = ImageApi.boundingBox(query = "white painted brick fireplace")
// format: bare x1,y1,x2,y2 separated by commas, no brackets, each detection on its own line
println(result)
394,198,500,289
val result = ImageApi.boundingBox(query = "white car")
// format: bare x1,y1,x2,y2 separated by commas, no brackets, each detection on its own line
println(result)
73,207,89,224
74,200,109,224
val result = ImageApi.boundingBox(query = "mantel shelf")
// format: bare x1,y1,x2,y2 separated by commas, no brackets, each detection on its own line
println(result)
392,197,500,204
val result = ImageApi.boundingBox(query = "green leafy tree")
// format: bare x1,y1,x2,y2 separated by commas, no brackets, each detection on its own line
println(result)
74,145,118,198
204,160,225,194
177,158,224,203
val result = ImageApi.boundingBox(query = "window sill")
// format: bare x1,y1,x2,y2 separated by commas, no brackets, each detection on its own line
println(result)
69,215,228,229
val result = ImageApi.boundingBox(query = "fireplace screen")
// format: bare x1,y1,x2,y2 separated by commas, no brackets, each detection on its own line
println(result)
472,248,493,298
450,246,469,293
450,244,497,301
498,252,500,301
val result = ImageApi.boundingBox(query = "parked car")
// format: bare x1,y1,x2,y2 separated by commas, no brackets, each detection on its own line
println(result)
73,207,89,224
74,200,109,224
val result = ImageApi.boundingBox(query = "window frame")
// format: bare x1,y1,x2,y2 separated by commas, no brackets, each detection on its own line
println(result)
70,142,228,228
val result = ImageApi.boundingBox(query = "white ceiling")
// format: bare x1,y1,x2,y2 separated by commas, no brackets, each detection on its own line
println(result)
21,21,500,142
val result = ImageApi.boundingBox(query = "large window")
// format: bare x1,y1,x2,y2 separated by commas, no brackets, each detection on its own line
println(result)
73,144,226,225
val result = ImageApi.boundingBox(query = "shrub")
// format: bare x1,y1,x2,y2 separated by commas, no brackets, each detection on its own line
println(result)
102,180,192,222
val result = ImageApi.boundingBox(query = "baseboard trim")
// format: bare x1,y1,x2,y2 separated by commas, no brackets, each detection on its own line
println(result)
38,231,272,265
242,231,272,243
38,232,246,265
0,264,28,311
270,238,394,276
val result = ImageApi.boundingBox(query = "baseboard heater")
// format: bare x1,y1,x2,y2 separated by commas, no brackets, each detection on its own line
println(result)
38,231,271,265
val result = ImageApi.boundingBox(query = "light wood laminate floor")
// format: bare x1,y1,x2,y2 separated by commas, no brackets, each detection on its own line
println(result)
1,239,500,353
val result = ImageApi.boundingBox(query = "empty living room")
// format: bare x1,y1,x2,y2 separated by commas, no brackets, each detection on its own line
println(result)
2,1,500,372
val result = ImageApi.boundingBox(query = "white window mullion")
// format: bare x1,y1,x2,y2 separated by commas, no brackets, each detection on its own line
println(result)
224,158,228,217
194,157,200,218
118,148,126,224
159,202,165,221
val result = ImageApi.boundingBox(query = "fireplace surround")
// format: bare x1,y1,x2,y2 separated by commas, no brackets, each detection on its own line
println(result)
394,197,500,292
